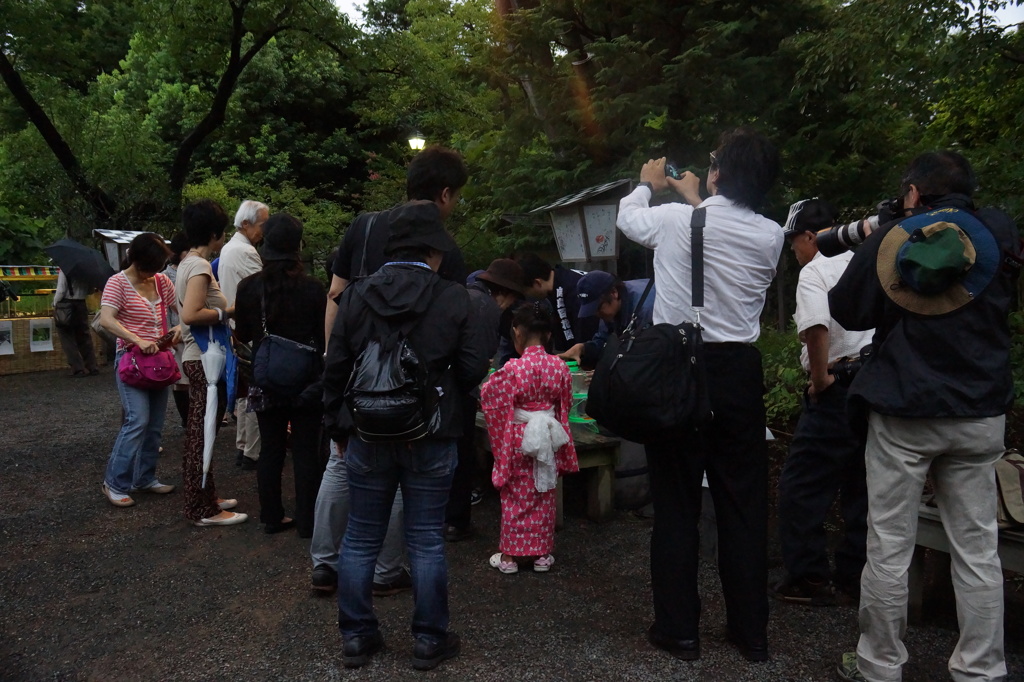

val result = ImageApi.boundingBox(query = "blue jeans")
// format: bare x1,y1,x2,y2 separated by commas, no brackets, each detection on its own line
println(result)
337,437,456,643
104,350,170,494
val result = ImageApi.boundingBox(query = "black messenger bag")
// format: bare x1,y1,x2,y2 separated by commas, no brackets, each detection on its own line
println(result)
586,207,712,443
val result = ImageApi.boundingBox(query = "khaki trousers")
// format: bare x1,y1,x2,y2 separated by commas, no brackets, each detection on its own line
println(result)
856,411,1006,682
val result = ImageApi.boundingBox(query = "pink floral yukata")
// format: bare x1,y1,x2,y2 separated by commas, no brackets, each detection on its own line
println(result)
481,345,578,557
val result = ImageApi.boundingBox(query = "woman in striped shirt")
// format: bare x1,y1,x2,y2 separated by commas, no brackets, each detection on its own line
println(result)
98,232,178,508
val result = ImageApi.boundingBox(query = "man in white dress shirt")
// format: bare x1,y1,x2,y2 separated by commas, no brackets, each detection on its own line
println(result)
616,128,781,664
773,199,873,608
220,199,268,469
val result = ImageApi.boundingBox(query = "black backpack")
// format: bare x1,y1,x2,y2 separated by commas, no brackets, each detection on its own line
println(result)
345,310,439,442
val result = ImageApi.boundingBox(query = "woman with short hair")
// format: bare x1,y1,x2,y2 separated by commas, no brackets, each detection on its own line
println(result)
99,232,177,507
177,199,248,528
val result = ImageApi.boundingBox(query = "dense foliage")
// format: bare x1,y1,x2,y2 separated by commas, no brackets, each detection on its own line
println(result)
4,2,1024,414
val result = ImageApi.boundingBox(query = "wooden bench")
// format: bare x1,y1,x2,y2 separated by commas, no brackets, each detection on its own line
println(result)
475,413,620,525
909,504,1024,621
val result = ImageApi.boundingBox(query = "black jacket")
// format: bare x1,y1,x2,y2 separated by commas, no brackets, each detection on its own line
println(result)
829,194,1020,418
323,263,488,440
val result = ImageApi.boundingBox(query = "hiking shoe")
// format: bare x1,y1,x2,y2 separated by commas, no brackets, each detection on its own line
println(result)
771,575,835,606
343,632,383,668
373,568,412,597
412,631,460,671
311,564,337,593
131,480,175,494
837,652,866,681
102,482,135,507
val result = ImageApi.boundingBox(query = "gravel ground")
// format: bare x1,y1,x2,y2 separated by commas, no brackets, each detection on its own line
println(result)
1,366,1021,681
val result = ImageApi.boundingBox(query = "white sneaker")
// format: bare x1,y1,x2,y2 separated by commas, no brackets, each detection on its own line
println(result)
132,481,175,494
194,512,248,527
102,482,135,508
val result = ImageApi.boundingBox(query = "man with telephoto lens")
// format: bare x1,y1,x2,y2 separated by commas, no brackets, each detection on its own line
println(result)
773,198,873,608
830,151,1021,682
617,127,782,663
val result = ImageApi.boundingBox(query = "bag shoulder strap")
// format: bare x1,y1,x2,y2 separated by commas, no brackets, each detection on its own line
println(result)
622,206,706,334
154,274,169,335
358,211,386,279
690,207,706,310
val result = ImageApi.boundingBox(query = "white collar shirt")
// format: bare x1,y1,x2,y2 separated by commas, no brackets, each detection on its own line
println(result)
793,250,874,372
218,231,262,306
616,187,783,343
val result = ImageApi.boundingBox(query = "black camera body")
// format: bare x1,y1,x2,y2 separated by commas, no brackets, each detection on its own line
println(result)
815,197,903,257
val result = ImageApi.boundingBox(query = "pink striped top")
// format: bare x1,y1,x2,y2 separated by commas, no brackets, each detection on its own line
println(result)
101,271,176,350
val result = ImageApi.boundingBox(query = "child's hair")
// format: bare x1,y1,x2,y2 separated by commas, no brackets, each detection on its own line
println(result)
511,300,554,340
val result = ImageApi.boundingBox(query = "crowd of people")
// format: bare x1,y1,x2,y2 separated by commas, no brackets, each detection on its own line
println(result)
79,138,1019,679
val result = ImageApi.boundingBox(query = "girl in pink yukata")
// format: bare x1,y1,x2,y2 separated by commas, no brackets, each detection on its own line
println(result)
481,303,579,574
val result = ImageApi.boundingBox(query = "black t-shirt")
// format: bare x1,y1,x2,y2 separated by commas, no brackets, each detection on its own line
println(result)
331,208,467,287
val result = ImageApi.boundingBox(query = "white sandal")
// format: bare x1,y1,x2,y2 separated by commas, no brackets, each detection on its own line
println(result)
488,552,518,574
533,554,555,572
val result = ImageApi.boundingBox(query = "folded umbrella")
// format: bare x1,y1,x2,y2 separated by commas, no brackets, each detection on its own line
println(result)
44,239,115,291
192,323,236,488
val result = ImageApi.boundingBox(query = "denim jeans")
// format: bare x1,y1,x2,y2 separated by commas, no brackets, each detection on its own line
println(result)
337,437,456,643
310,440,406,581
104,350,170,494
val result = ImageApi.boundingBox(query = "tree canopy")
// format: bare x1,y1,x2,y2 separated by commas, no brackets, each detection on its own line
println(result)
2,0,1023,271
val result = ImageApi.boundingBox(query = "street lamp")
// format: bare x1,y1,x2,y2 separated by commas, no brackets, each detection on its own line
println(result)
407,131,426,151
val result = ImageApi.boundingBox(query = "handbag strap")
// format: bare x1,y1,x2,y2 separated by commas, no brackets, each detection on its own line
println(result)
622,206,706,334
155,274,169,336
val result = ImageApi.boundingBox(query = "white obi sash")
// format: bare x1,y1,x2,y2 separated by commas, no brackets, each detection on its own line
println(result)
514,407,569,493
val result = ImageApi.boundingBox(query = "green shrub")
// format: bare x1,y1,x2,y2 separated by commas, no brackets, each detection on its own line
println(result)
757,323,804,428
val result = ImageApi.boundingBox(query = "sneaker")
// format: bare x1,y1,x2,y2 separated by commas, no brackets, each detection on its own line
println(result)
343,632,383,669
470,488,483,506
131,480,175,494
412,631,460,671
836,652,866,681
102,482,135,507
533,554,555,572
488,552,518,574
771,575,835,606
373,567,412,597
311,564,337,593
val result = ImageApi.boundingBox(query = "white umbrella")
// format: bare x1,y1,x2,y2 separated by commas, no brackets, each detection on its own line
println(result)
200,326,227,488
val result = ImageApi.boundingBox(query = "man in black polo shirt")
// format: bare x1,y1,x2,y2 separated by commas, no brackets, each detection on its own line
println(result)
323,146,469,347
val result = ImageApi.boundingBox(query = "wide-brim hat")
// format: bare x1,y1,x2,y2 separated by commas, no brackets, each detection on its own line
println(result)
876,207,999,316
476,259,525,295
385,200,456,254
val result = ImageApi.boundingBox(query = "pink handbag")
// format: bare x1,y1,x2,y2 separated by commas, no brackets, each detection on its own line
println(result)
117,275,181,390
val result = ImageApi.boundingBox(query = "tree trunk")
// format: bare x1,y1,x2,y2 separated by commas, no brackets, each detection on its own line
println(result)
0,50,117,222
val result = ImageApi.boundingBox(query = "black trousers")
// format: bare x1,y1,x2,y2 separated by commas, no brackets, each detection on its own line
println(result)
55,300,97,373
645,344,769,648
256,401,326,536
445,395,479,530
777,382,867,584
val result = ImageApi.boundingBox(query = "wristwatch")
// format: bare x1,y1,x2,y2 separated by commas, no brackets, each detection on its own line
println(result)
639,181,654,192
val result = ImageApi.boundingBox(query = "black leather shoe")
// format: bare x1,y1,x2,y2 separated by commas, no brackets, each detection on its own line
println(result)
264,519,296,534
647,625,699,661
241,456,257,471
343,632,383,668
311,564,337,593
444,524,475,542
726,631,769,662
412,631,461,670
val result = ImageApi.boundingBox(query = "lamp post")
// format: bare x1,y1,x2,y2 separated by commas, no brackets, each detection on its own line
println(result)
407,131,426,151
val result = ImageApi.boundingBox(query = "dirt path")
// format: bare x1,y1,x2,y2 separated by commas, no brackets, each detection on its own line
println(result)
1,367,1021,681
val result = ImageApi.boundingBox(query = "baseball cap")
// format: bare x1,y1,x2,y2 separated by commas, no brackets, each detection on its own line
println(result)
576,270,616,318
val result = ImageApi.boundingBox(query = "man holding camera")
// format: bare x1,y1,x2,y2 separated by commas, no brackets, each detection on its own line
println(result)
774,199,873,607
617,128,782,663
829,152,1020,682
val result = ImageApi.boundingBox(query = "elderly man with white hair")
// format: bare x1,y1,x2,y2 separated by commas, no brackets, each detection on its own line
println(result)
220,199,268,470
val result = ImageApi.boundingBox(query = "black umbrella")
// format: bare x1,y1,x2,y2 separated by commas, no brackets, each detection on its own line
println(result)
44,239,116,290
